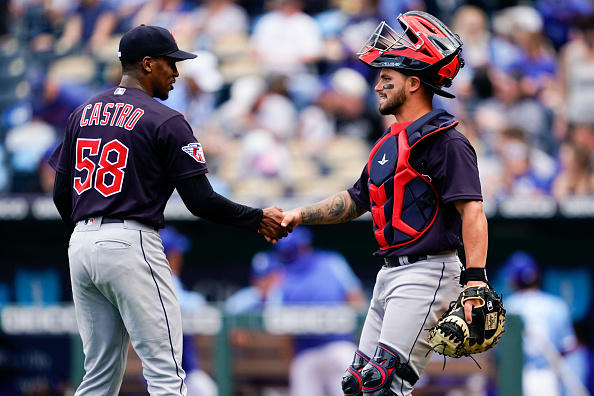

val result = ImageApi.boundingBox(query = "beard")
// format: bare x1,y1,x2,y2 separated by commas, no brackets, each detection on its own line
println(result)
378,85,407,115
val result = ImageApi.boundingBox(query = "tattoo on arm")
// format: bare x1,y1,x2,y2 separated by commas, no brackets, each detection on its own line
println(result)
300,191,366,225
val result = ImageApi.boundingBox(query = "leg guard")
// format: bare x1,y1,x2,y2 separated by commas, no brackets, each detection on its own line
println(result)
342,349,370,396
360,343,420,395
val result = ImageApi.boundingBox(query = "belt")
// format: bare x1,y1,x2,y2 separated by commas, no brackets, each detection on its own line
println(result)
102,217,158,232
384,255,428,267
102,218,123,224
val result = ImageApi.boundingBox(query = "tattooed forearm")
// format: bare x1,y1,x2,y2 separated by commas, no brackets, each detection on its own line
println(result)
300,191,366,225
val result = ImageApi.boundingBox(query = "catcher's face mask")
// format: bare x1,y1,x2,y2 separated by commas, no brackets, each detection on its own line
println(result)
358,11,464,98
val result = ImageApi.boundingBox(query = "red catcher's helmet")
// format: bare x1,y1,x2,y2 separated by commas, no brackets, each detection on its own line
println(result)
358,11,464,98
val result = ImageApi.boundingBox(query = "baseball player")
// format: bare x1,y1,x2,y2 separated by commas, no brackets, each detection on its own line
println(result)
280,11,489,396
48,25,287,396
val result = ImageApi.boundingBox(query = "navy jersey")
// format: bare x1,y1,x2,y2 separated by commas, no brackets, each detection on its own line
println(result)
348,122,482,257
49,87,208,229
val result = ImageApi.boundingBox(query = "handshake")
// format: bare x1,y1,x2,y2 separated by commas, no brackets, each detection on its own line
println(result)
257,206,300,244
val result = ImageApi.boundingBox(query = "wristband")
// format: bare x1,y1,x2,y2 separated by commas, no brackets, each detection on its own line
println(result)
463,267,488,283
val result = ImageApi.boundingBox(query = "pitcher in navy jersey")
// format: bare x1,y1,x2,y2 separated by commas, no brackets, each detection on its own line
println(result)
279,12,490,396
49,25,288,396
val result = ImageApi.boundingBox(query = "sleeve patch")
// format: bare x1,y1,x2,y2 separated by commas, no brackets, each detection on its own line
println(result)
182,143,206,163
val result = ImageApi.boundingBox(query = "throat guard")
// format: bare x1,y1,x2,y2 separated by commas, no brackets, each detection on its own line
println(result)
367,110,458,249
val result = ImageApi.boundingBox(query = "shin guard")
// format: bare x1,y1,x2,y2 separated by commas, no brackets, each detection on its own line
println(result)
342,349,370,396
360,343,419,395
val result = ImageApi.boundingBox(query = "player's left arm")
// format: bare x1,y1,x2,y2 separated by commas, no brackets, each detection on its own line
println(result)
280,190,367,229
454,199,488,323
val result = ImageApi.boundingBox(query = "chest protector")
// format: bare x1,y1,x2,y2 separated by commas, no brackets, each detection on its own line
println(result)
367,110,458,249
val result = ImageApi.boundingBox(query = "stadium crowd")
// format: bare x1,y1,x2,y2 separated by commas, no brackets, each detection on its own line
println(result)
0,0,594,207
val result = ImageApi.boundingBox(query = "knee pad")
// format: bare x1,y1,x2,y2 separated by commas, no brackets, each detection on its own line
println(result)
341,349,370,396
360,343,419,395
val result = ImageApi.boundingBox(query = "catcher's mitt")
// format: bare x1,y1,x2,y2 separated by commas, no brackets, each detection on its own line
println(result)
427,285,505,358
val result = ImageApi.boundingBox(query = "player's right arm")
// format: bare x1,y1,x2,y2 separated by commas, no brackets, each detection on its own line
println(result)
53,171,76,232
280,190,367,229
175,174,288,241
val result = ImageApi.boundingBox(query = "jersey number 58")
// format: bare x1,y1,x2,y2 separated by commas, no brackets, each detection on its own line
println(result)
74,138,129,197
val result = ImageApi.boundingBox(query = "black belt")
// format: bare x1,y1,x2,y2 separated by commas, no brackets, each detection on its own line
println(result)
102,218,123,224
384,255,428,267
101,217,159,231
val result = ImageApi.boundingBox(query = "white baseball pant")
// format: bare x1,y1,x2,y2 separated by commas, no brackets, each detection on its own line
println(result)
68,217,186,396
358,251,463,396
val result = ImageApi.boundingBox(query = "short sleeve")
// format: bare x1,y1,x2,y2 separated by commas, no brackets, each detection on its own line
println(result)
347,165,371,211
436,137,483,204
156,115,209,181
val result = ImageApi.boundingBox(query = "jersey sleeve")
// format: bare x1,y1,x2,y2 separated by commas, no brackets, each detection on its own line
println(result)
435,135,483,204
157,115,209,181
347,165,371,211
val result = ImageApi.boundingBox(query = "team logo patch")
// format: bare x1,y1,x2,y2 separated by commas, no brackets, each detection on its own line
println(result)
182,143,206,163
114,87,126,95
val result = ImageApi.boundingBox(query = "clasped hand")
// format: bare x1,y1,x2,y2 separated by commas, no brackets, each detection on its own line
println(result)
257,206,293,243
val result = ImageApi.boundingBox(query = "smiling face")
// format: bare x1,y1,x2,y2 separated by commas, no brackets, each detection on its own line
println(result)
147,56,179,100
374,68,409,116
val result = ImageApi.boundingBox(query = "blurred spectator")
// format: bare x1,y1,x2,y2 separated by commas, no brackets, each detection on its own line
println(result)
250,0,324,76
480,126,557,202
503,6,558,103
558,14,594,131
377,0,424,28
569,123,594,158
55,0,117,56
224,249,284,314
314,0,380,79
236,128,295,196
272,227,366,396
35,142,60,195
566,321,594,394
209,74,268,139
207,74,298,196
31,60,97,133
133,0,196,47
551,141,594,200
450,5,493,74
5,119,56,192
449,5,523,101
191,0,249,50
9,0,64,61
108,0,148,33
472,69,553,155
534,0,593,51
160,51,224,130
160,226,219,396
504,251,582,396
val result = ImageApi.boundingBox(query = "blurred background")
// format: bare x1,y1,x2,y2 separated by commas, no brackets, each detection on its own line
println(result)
0,0,593,395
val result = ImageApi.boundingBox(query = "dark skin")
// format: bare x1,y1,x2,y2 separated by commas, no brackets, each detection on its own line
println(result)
119,56,289,242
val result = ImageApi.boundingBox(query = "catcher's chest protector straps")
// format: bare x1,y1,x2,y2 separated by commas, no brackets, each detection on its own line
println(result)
367,110,458,249
359,343,419,395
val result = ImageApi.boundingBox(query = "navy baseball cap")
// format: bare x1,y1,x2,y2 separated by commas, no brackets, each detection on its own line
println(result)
273,227,313,263
504,250,540,288
118,25,197,61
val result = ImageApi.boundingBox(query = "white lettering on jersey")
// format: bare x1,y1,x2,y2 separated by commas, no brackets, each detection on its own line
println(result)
80,102,144,131
182,143,206,163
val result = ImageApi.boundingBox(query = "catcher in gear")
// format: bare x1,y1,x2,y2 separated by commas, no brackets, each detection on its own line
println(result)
280,10,494,396
428,284,506,358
